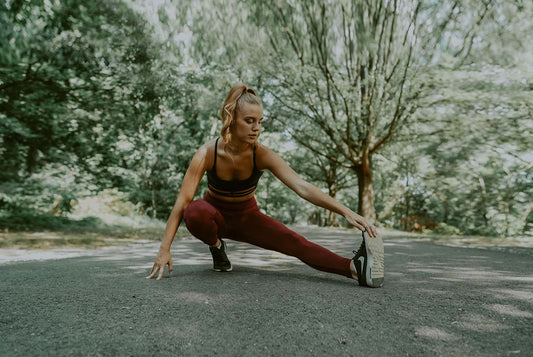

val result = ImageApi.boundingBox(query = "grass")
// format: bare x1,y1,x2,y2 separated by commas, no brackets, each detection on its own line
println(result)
0,210,191,249
1,211,531,252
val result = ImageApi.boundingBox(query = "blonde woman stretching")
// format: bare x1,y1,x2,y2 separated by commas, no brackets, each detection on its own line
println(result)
146,84,384,287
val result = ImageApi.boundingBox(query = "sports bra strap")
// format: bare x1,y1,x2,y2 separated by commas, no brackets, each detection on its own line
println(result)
212,137,257,171
206,138,263,197
212,137,219,170
253,145,257,169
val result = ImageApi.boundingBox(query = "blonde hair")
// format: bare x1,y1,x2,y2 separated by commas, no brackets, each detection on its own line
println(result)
220,83,262,144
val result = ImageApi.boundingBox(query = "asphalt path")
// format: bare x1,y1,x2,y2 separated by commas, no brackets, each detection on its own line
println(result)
1,227,532,356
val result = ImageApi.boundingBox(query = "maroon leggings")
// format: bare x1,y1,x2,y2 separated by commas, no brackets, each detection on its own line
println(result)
183,193,352,278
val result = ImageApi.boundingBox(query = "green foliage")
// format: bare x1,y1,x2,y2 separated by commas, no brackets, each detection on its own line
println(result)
1,0,532,240
254,133,308,224
0,207,103,232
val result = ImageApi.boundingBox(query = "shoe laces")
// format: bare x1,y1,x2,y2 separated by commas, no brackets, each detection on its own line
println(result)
352,240,365,256
211,246,224,258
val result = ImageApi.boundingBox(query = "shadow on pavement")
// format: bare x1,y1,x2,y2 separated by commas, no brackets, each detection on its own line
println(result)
1,228,531,356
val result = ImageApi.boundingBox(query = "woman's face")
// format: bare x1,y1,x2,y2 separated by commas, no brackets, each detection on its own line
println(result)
231,103,263,144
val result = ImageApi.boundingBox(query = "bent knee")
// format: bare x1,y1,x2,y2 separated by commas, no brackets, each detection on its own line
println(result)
183,200,214,227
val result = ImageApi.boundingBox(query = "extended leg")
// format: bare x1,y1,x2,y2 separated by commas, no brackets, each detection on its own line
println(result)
233,211,352,278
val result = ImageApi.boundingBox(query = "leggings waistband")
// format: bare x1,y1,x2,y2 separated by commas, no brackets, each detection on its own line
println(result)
204,192,259,212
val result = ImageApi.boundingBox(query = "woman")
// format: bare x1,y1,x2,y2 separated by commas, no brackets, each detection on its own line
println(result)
146,84,384,287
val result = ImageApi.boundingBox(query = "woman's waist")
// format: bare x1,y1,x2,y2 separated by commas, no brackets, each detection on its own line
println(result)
205,190,259,212
207,180,257,197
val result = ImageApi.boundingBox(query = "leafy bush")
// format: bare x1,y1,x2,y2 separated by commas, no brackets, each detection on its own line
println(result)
435,222,462,235
0,209,103,232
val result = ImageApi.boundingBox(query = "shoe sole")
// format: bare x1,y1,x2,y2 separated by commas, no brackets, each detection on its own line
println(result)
363,230,384,288
213,266,232,272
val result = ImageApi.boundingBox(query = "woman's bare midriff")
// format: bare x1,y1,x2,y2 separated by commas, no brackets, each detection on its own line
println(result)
207,189,256,202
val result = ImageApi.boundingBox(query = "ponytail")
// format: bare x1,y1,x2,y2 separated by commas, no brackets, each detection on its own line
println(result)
220,84,262,144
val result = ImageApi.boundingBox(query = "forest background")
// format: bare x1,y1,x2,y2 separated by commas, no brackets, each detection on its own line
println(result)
1,0,532,248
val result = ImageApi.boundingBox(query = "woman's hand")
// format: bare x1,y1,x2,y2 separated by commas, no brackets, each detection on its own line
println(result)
344,211,378,238
146,248,173,280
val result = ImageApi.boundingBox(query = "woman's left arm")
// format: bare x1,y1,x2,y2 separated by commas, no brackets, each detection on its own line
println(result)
259,145,377,237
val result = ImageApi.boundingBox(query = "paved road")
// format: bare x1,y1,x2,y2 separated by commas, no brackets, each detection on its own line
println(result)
1,227,532,356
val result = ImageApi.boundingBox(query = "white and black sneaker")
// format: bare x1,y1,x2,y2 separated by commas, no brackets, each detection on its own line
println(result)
352,229,384,288
209,238,232,272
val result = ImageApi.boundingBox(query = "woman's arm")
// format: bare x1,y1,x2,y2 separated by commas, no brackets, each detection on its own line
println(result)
159,145,209,250
146,144,210,280
258,145,377,237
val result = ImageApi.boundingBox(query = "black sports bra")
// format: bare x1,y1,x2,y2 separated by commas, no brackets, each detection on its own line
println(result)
207,138,264,197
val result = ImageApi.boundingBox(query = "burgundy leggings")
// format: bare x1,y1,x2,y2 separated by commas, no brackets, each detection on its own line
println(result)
183,193,352,278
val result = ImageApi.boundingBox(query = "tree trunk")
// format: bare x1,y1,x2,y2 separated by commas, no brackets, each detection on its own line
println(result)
326,206,339,227
404,164,410,231
151,187,157,219
443,199,449,224
26,146,38,175
503,168,513,237
478,175,489,226
289,206,297,224
325,166,340,227
354,152,376,223
437,190,449,224
520,205,531,234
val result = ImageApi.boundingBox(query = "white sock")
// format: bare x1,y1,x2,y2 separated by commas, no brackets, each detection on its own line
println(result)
350,260,358,281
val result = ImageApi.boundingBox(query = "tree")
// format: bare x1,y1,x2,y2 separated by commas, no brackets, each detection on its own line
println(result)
247,0,457,222
0,0,160,184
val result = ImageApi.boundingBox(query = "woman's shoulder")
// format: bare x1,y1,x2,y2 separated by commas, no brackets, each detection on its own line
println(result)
197,137,218,153
256,142,276,156
255,142,281,170
191,138,218,169
202,137,218,150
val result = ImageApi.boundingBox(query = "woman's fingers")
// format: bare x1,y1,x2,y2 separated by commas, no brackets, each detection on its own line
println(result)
350,220,365,232
355,216,376,238
145,252,173,280
146,264,159,279
345,213,380,238
364,223,375,238
348,214,378,238
364,226,374,237
365,224,378,238
156,267,165,280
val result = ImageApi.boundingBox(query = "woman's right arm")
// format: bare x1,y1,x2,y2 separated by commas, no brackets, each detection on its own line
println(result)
146,144,210,280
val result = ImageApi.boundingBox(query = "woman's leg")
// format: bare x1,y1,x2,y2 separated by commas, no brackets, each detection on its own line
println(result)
233,210,352,278
183,199,233,271
183,199,227,246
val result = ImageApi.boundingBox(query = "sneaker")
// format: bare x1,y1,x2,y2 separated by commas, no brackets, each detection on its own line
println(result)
209,238,232,272
352,229,384,288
